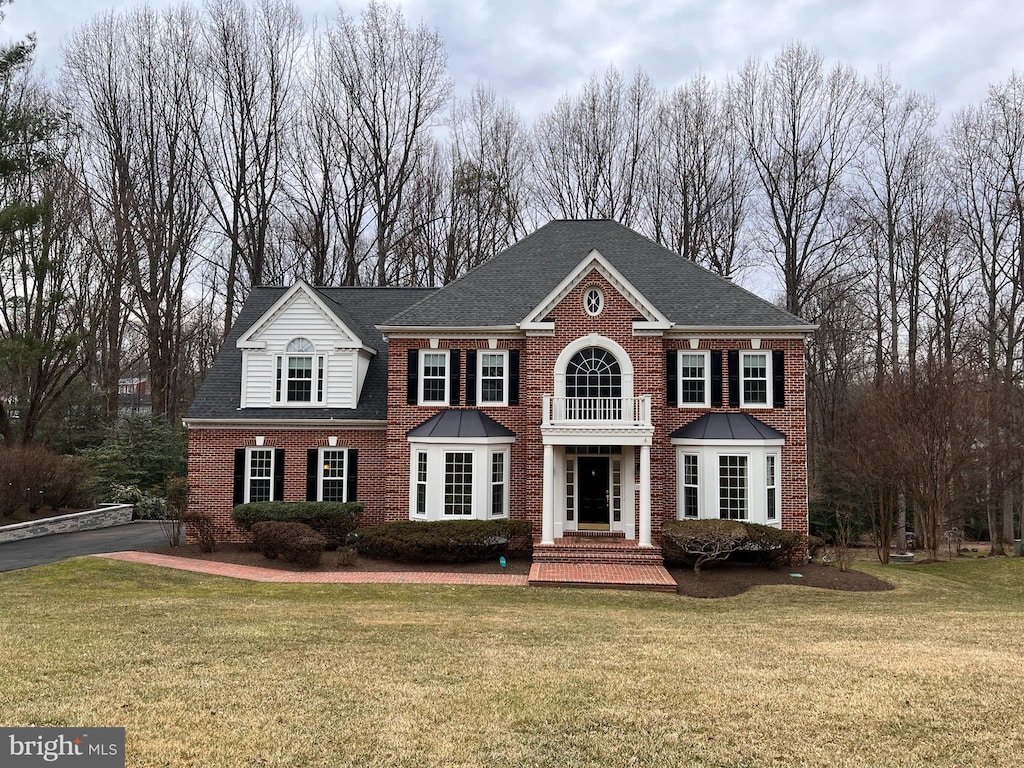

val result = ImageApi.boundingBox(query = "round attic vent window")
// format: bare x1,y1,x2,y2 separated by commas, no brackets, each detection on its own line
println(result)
584,287,604,316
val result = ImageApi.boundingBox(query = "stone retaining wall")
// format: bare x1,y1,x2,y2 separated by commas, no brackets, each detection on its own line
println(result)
0,504,135,544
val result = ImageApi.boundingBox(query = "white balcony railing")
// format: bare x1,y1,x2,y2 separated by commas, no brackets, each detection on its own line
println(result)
542,394,652,427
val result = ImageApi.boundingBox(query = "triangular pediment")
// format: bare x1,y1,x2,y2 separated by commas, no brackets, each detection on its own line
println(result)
520,249,672,330
236,281,375,353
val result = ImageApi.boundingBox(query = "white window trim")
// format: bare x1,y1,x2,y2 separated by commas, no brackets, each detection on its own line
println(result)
673,443,782,527
490,449,509,518
766,453,779,522
443,450,475,518
407,442,514,521
739,350,772,409
678,452,700,519
317,446,349,502
419,350,450,406
477,349,509,406
413,450,428,518
584,286,604,316
717,452,750,521
275,349,326,406
245,446,275,503
677,350,711,409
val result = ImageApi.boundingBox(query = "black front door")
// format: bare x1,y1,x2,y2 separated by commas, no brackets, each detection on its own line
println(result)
577,456,610,529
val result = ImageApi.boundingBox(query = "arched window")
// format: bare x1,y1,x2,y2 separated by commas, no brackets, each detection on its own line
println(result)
565,347,622,419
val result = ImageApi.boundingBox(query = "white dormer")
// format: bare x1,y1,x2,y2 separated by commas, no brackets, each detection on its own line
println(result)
236,282,376,409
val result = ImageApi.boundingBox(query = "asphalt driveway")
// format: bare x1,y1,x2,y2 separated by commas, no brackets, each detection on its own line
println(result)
0,523,169,572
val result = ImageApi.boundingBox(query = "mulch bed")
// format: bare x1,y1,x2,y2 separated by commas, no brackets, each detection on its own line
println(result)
149,543,893,597
668,562,893,598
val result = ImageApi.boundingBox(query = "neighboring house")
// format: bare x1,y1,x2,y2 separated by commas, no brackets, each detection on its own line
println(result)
185,220,814,583
117,377,152,416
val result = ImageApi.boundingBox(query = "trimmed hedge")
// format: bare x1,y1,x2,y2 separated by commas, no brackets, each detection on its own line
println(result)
662,519,802,570
251,521,326,568
232,501,362,549
355,519,533,563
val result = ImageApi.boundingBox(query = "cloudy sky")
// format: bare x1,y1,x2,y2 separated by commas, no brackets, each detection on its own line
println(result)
4,0,1021,122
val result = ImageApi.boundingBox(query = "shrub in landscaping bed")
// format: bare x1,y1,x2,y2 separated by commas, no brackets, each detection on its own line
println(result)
251,521,326,568
355,519,533,563
662,519,803,572
232,501,362,549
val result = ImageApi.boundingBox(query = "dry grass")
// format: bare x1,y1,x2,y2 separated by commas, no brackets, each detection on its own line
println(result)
1,557,1023,767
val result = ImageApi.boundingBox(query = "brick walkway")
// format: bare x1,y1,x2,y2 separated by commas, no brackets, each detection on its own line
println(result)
96,551,530,586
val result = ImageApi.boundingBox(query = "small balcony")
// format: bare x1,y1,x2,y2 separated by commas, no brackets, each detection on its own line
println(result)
542,395,652,429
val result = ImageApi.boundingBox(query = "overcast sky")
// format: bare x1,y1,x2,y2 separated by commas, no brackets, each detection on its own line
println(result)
4,0,1022,123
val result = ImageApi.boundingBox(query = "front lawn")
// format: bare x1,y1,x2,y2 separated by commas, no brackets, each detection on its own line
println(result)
1,558,1022,767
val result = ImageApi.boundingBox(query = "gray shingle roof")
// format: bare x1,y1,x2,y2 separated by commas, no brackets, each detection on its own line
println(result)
670,413,786,441
406,409,516,439
186,286,435,421
382,220,812,329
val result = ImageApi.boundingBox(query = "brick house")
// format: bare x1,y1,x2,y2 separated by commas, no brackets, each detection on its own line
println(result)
185,220,813,584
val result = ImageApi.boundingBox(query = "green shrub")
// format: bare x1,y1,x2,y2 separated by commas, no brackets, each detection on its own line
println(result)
81,416,186,501
251,521,325,568
661,519,748,573
133,495,167,520
355,519,533,563
232,501,363,549
740,522,803,567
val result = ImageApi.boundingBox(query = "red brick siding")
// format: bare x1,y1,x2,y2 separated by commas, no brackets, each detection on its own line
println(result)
187,427,387,542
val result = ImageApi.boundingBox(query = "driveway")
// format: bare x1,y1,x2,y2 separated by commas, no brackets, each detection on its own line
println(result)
0,523,170,572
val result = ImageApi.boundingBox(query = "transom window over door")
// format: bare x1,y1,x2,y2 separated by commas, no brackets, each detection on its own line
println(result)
566,347,622,420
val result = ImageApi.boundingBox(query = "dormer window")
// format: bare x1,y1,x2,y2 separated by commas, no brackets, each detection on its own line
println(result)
276,338,324,404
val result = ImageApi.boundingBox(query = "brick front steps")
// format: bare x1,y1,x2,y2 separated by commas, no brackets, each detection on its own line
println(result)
528,535,677,592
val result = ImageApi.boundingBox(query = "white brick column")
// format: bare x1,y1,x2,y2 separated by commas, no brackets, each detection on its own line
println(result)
542,443,555,545
639,444,652,547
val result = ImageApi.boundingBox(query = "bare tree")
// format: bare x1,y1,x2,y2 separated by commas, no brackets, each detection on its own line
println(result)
732,42,865,316
326,1,451,286
533,66,656,225
197,0,303,332
647,73,750,275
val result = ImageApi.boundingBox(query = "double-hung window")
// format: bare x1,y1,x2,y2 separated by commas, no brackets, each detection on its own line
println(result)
246,447,274,503
478,351,508,405
319,448,348,502
420,351,449,405
490,451,508,517
678,351,710,407
766,454,778,522
680,453,699,518
277,338,324,404
740,351,770,407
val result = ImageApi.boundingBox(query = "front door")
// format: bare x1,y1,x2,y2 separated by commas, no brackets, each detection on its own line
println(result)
577,456,610,530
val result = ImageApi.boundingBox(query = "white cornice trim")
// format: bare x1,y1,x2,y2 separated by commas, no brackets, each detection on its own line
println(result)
665,325,816,337
183,418,387,430
520,250,672,326
237,281,378,355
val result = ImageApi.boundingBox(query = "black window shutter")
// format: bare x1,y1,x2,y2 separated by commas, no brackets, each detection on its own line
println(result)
273,448,285,501
772,350,786,408
449,349,461,406
306,448,318,501
711,351,723,408
348,449,358,501
407,349,419,405
509,350,520,405
727,350,740,408
666,350,678,406
465,349,477,406
233,448,246,505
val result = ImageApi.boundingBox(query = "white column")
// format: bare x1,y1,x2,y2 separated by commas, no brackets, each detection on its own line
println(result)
542,443,555,545
639,443,652,547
